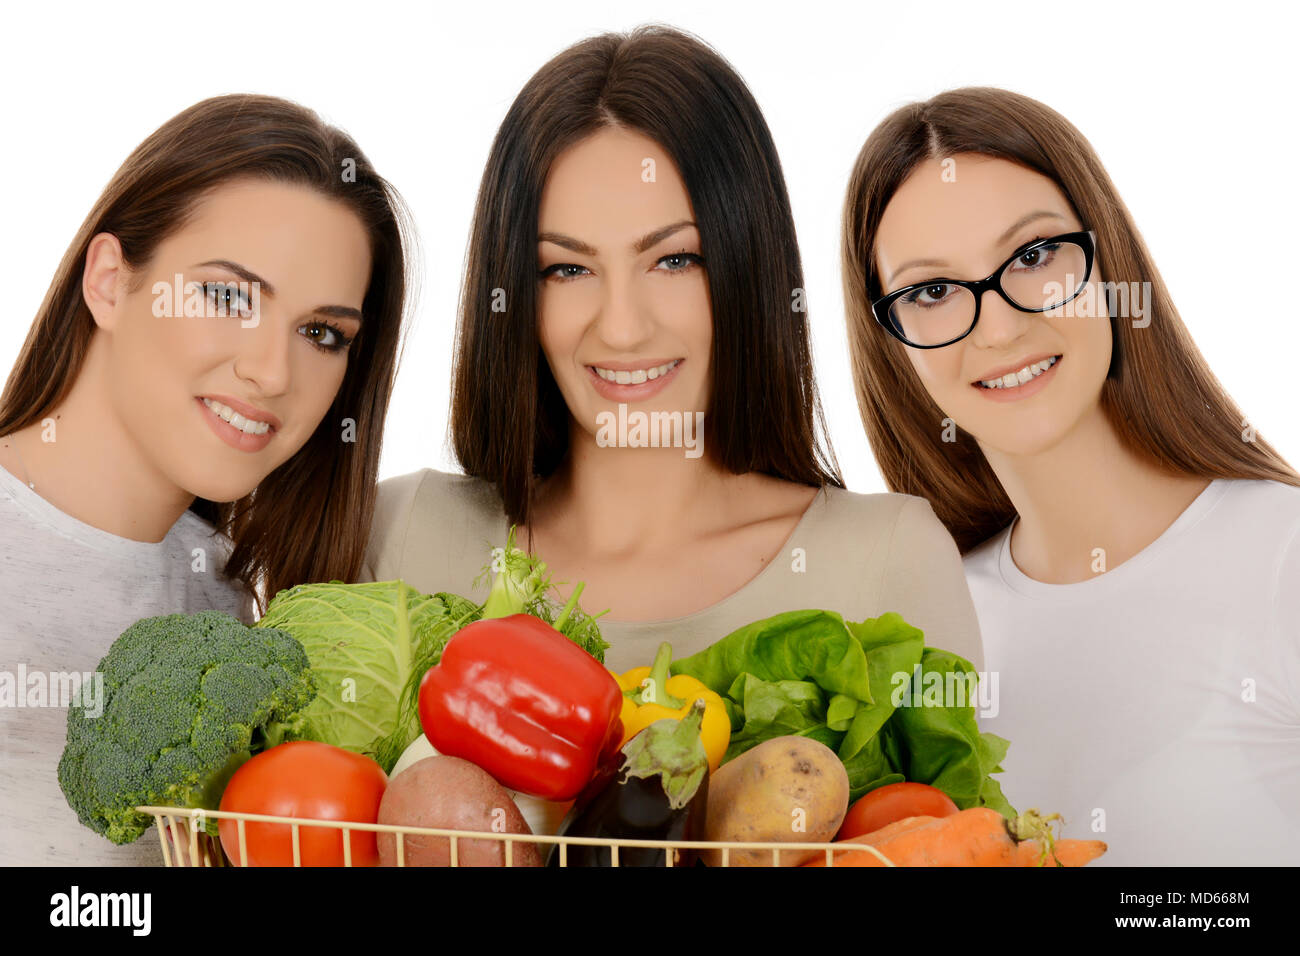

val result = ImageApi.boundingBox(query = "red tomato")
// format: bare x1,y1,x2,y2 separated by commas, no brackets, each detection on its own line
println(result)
218,741,387,866
837,782,959,840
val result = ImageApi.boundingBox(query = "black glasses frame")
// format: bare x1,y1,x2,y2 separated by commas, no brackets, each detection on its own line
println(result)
870,230,1097,349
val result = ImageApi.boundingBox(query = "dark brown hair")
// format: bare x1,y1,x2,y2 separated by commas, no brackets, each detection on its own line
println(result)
0,93,415,612
842,86,1300,553
450,24,843,526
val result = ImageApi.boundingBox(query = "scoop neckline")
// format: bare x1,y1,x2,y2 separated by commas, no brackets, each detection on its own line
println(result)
521,483,836,630
0,457,203,557
994,477,1231,600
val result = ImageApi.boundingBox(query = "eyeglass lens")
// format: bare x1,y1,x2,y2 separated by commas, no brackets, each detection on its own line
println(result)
890,238,1090,346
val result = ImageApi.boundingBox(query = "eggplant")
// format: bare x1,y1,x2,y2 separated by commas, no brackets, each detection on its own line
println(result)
548,700,710,867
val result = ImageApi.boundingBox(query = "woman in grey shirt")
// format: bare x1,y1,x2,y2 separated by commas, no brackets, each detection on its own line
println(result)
0,94,414,865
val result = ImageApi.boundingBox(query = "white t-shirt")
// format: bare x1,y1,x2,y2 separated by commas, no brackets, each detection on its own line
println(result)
964,478,1300,866
0,464,253,866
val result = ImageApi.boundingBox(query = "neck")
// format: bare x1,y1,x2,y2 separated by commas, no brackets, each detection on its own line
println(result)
7,333,195,543
978,402,1210,583
531,416,735,556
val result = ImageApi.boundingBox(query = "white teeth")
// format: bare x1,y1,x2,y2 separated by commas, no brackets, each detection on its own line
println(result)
202,398,272,435
594,359,680,383
979,356,1057,390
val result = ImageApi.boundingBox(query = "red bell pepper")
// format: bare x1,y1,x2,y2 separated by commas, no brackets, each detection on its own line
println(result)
418,610,624,801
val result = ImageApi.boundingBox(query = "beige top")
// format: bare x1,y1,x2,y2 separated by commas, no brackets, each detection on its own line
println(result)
360,468,984,674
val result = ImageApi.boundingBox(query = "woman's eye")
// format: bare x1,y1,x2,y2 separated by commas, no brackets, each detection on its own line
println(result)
654,252,703,274
203,282,253,316
540,263,591,282
299,322,351,354
902,283,958,308
1012,242,1061,272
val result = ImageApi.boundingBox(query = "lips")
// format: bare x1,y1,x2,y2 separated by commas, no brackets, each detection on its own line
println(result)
972,353,1061,387
590,359,681,385
198,393,281,431
585,359,683,403
970,354,1062,402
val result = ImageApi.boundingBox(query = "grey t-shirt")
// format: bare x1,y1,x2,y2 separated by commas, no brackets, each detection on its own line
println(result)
0,463,253,866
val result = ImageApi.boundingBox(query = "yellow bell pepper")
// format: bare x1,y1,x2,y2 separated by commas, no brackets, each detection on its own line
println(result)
614,642,730,772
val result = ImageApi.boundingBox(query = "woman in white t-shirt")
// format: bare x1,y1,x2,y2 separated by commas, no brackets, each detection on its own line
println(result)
840,87,1300,865
0,94,414,865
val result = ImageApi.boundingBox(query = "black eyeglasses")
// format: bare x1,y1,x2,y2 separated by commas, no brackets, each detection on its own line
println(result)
870,231,1097,349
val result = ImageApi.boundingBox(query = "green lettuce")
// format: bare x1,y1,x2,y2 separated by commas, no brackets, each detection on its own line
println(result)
672,609,1014,818
254,580,476,772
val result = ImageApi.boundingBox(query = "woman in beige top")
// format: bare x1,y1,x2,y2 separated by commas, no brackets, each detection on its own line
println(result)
362,26,983,674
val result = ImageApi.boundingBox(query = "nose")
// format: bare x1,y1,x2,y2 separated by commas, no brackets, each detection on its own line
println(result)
967,288,1033,351
233,314,292,397
593,270,655,350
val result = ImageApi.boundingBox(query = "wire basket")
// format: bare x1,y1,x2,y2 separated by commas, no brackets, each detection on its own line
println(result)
137,805,896,867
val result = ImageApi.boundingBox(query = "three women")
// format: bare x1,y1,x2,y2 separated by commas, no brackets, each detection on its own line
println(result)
5,32,1292,868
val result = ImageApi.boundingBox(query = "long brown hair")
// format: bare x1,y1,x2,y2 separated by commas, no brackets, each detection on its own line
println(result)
0,94,415,612
451,24,843,527
841,86,1300,553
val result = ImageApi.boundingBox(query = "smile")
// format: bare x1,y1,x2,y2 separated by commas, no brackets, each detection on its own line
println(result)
975,355,1059,390
591,359,682,384
201,397,274,435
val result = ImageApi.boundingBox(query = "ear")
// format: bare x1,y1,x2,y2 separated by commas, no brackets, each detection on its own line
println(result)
82,233,126,332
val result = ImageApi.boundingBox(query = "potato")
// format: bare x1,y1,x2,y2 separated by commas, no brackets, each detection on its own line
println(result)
703,736,850,866
376,755,542,866
391,735,572,837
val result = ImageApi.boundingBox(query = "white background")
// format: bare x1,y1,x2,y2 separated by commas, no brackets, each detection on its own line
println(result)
3,0,1296,491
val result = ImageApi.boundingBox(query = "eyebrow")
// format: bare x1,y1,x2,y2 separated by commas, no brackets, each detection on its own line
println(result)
883,210,1067,286
538,220,697,257
193,260,364,322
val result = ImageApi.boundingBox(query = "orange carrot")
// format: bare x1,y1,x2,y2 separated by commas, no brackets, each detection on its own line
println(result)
855,814,940,842
802,815,940,867
1013,838,1108,867
802,808,1107,868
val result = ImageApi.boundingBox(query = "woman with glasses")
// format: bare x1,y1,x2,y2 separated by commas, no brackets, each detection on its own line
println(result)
361,26,986,677
841,86,1300,864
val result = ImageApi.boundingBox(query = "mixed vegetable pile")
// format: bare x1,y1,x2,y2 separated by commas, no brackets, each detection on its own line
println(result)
58,528,1107,867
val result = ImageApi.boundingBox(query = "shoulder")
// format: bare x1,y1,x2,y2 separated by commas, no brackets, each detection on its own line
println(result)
170,508,234,558
380,467,505,529
364,468,507,582
817,486,942,539
1217,476,1300,521
1193,478,1300,564
815,484,913,520
805,486,961,564
167,510,256,623
1230,477,1300,584
1214,479,1300,711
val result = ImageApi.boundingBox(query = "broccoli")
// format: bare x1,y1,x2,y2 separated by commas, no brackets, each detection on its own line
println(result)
58,610,316,846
